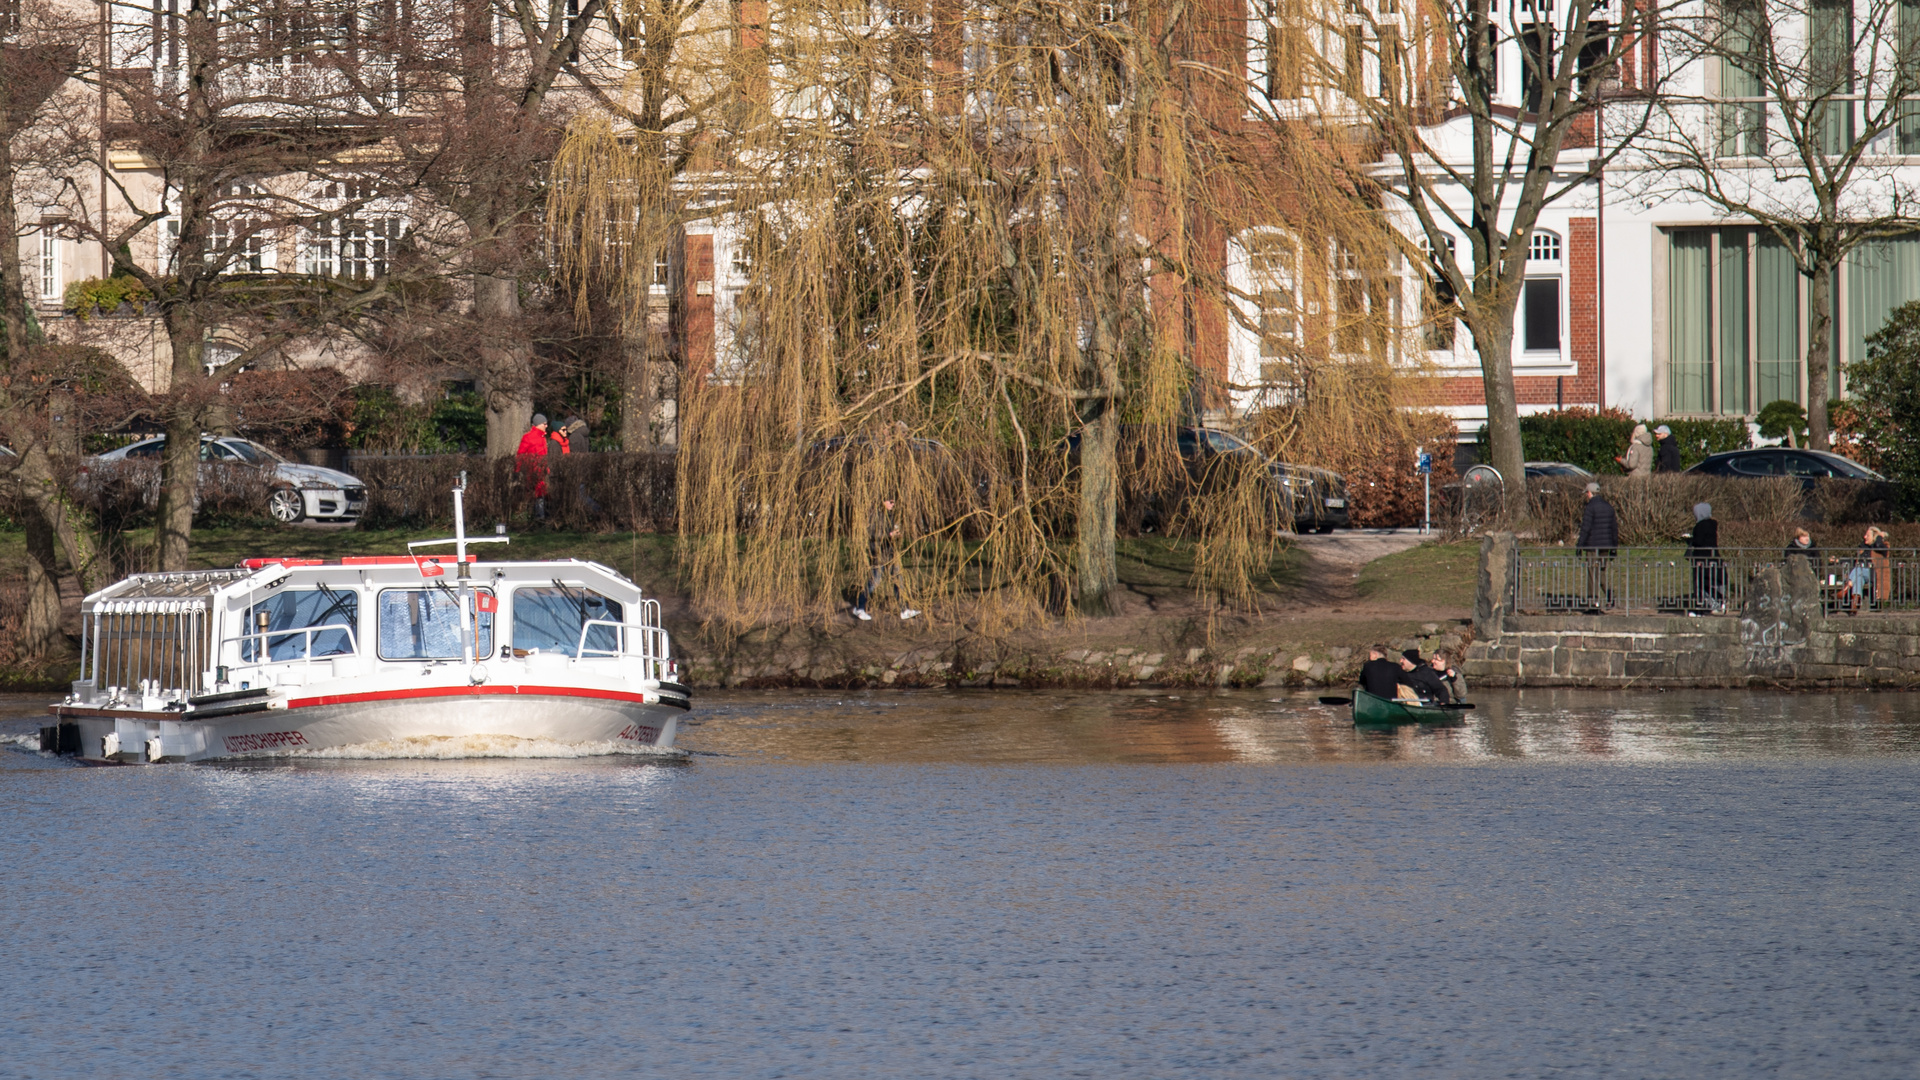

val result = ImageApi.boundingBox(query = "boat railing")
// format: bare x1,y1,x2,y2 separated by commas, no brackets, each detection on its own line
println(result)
221,624,361,667
574,618,674,681
1513,546,1920,616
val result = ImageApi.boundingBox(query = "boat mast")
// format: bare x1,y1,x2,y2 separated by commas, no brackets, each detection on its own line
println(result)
407,471,508,673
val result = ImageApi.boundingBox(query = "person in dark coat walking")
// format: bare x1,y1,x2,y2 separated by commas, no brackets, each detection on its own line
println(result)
852,498,920,622
1577,482,1618,608
1687,502,1723,612
1654,425,1682,473
1358,644,1403,698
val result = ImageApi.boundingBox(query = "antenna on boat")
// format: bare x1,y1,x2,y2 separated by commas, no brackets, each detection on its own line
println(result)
407,472,511,673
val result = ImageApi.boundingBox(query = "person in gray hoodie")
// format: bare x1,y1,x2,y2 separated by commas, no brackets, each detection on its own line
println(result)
1617,423,1655,478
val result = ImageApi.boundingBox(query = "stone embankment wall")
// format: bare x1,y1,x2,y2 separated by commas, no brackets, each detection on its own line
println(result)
1463,533,1920,687
679,623,1475,691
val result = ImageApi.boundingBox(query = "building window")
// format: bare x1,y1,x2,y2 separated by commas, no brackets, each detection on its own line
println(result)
1521,229,1562,355
1419,235,1457,351
39,228,59,299
1667,227,1816,415
1529,229,1562,263
1252,0,1306,100
1523,278,1562,352
653,248,671,290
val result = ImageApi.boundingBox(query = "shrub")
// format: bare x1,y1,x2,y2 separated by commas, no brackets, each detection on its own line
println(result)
1847,300,1920,516
62,275,153,319
349,451,678,532
1476,406,1637,475
1653,417,1751,468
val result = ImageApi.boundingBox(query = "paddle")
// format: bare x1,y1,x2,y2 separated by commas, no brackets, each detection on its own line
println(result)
1318,695,1475,710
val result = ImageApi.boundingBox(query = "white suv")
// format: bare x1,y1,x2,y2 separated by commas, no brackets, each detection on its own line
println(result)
91,435,366,523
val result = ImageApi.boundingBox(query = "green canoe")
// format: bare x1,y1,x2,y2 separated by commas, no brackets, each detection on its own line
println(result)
1353,687,1460,726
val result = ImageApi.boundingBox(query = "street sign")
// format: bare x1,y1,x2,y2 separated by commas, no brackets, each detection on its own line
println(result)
1416,450,1432,475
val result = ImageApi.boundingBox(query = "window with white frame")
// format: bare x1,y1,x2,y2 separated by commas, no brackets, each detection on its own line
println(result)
39,227,60,299
1523,228,1562,353
1249,0,1307,101
653,248,671,292
1246,230,1299,378
303,180,401,279
1419,234,1458,351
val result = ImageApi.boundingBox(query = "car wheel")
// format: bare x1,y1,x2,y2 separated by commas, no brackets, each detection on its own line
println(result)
268,487,306,524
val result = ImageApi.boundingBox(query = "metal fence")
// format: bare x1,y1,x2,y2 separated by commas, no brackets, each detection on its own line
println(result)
1513,547,1920,616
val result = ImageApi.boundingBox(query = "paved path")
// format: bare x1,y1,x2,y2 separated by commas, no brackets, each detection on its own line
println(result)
1290,527,1436,570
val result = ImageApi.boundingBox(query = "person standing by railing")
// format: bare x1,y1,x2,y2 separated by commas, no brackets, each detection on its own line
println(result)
1577,482,1618,610
1687,502,1723,614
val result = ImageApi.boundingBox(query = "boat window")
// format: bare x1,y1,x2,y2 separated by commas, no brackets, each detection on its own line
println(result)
513,585,623,657
378,588,494,660
243,588,358,661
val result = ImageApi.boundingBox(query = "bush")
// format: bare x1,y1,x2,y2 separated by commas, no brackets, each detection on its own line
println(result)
349,451,677,532
1653,417,1751,468
62,275,153,319
1847,301,1920,516
1476,406,1636,475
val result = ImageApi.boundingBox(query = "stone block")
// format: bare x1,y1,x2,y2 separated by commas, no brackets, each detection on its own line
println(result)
1292,655,1314,671
1115,647,1135,657
1518,648,1556,673
1308,662,1328,682
1187,648,1206,663
1063,648,1089,663
1836,647,1877,667
1258,671,1287,687
1142,653,1164,666
1566,649,1618,679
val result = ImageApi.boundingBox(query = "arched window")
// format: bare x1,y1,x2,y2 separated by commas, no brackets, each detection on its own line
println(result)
1529,229,1562,263
1524,230,1563,352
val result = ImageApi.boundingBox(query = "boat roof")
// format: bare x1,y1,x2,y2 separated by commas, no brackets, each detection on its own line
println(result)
83,557,648,612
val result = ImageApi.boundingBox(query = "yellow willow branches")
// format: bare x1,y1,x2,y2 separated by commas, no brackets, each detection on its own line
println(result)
550,0,1431,630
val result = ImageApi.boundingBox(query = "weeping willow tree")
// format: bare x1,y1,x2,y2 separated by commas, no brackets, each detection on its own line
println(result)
554,0,1418,628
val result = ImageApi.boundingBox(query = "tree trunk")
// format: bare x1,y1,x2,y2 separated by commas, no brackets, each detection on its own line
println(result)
156,317,206,571
1076,310,1121,615
1807,263,1834,450
475,274,534,458
21,503,65,660
621,331,657,451
1472,318,1526,500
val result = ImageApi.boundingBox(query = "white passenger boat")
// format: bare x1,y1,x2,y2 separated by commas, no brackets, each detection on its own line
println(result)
40,476,689,763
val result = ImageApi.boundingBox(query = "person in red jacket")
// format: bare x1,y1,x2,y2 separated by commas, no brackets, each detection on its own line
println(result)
517,414,550,518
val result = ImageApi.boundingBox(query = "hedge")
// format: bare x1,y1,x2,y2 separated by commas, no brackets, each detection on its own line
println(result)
1476,408,1751,475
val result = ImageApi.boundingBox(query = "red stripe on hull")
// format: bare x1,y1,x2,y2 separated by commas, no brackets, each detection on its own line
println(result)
287,685,653,710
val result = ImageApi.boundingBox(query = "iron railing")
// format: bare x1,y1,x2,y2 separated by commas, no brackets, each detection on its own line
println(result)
1513,547,1920,616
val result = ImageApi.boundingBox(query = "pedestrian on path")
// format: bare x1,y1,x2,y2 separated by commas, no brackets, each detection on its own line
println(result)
517,413,551,519
1617,424,1655,478
1687,502,1723,613
1577,482,1618,609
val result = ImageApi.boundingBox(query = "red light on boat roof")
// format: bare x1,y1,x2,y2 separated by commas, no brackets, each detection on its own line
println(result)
243,558,325,569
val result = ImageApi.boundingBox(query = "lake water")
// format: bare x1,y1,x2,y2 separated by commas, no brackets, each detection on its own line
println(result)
4,688,1919,1078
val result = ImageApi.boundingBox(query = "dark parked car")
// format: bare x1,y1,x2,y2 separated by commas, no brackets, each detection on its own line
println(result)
1067,425,1350,533
1524,461,1593,479
1686,447,1885,482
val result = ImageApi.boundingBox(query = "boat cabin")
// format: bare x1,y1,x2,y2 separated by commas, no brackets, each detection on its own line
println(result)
71,556,675,710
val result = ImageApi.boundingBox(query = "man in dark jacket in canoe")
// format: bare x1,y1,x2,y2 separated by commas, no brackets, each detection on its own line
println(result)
1358,644,1403,699
1399,649,1451,703
1577,482,1618,609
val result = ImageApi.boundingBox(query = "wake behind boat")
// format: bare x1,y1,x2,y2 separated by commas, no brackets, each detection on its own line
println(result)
41,475,689,764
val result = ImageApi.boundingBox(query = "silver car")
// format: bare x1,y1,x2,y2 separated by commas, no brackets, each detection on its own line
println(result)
91,435,366,523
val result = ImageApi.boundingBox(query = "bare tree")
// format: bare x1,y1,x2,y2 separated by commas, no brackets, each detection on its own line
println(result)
41,0,429,569
2,1,98,658
1630,0,1920,449
1283,0,1661,492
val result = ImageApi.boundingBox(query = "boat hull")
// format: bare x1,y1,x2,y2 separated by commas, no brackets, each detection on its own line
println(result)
1352,688,1458,726
49,685,684,763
